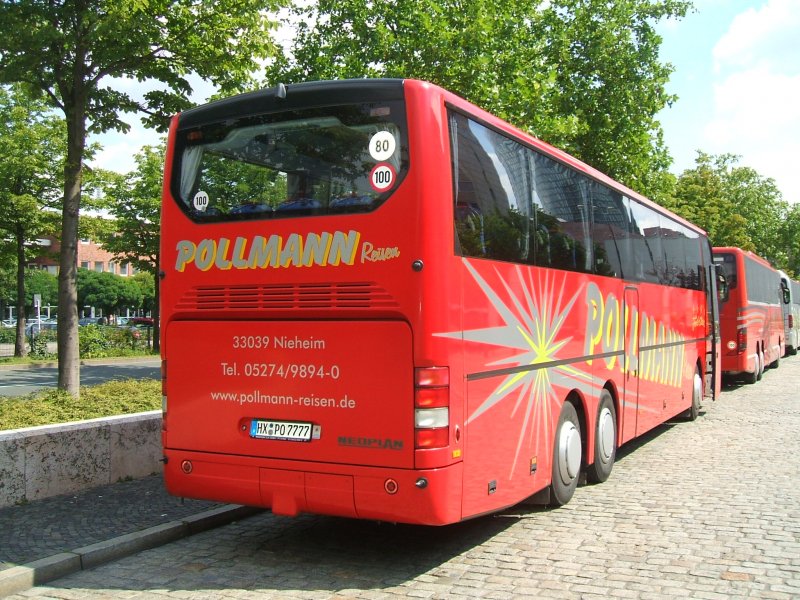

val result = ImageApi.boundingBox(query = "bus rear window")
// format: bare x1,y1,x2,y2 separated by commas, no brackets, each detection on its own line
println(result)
172,102,408,222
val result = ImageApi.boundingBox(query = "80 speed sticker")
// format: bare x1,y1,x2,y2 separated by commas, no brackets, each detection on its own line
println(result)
369,163,397,193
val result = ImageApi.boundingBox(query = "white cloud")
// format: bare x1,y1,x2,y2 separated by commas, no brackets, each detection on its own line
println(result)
90,119,164,174
713,0,800,72
704,0,800,201
88,73,217,174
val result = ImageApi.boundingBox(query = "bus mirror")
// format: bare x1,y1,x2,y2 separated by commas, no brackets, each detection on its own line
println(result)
716,267,729,303
783,287,791,304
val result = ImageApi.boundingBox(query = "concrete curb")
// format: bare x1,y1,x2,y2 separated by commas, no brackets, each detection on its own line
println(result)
0,504,261,597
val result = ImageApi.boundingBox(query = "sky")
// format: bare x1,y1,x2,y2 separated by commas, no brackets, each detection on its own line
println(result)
90,0,800,203
656,0,800,202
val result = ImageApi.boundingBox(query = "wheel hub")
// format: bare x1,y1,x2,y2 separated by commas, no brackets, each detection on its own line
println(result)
558,421,581,482
598,407,614,461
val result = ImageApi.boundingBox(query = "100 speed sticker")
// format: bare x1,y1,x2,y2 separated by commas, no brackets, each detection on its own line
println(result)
369,163,397,193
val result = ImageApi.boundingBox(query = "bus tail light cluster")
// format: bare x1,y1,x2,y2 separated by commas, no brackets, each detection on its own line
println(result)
790,315,794,329
737,328,747,353
414,367,449,449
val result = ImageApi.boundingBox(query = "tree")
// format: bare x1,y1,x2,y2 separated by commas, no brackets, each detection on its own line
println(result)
268,0,690,198
77,269,142,317
26,269,59,311
132,272,156,316
0,85,64,356
667,152,788,266
98,144,163,350
780,203,800,278
0,0,286,395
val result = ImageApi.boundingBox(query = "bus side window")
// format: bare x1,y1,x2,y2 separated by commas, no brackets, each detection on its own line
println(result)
590,184,628,279
450,112,531,263
530,153,592,274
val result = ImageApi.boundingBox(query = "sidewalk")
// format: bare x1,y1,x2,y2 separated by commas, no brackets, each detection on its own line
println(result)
0,474,261,596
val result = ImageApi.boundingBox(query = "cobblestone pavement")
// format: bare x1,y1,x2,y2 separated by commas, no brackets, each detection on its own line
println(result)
0,475,220,571
7,358,800,599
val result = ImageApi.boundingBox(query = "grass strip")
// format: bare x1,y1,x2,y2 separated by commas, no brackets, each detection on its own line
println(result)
0,379,161,430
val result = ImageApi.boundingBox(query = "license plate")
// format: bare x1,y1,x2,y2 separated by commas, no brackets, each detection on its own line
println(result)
250,419,313,442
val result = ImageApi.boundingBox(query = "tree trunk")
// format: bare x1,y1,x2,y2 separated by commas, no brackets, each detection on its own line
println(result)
14,227,27,357
57,98,87,397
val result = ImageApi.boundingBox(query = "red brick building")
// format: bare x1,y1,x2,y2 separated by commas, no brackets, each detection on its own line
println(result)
29,236,136,277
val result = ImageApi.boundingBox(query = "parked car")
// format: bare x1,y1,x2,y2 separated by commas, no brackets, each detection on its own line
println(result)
1,319,16,328
25,319,58,336
130,316,154,326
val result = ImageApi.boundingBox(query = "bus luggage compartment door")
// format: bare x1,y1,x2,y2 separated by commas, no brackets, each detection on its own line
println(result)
165,320,415,469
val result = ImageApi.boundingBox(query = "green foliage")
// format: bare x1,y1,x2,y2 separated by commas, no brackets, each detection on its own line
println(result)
268,0,689,198
77,270,145,316
666,152,790,269
0,0,287,393
27,330,54,359
77,324,111,358
25,269,58,309
76,324,148,358
0,378,161,429
97,145,163,275
780,203,800,278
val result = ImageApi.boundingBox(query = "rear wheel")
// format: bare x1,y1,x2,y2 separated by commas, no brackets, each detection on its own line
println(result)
586,390,616,484
550,401,582,506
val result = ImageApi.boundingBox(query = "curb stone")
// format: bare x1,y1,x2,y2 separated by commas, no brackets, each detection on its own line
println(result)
0,504,261,597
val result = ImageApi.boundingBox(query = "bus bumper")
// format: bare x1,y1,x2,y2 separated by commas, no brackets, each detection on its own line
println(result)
163,449,464,526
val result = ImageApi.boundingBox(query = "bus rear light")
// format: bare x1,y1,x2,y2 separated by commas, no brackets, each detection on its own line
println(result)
790,315,794,329
415,427,449,449
415,366,449,387
415,407,449,428
737,328,747,353
415,386,449,408
414,367,450,449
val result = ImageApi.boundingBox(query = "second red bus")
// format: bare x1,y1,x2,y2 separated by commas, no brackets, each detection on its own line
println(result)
713,247,785,383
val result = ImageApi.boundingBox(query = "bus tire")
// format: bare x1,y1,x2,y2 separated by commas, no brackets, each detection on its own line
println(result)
744,367,757,384
757,347,765,381
550,401,582,506
586,390,616,484
684,367,702,421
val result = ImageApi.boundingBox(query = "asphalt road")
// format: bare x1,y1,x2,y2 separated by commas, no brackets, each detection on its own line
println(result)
0,359,161,397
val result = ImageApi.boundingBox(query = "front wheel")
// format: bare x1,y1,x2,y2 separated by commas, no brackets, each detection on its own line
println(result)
586,390,616,484
745,351,760,384
550,401,582,506
684,367,702,421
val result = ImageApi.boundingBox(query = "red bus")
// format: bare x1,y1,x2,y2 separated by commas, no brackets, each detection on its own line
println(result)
160,79,721,525
713,247,785,383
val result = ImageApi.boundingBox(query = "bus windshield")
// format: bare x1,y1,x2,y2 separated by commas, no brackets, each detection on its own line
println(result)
171,101,408,222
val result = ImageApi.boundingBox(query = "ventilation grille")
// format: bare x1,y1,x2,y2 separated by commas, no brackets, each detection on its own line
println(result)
176,282,399,311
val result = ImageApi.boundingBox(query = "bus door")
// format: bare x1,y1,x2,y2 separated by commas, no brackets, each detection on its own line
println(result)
622,287,640,441
706,264,723,400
